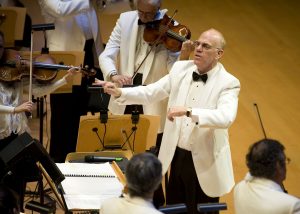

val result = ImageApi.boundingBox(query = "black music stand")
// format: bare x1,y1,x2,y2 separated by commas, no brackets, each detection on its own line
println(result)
0,132,65,212
87,86,111,123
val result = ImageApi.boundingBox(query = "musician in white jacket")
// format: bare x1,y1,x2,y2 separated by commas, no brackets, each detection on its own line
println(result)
100,152,163,214
38,0,104,57
234,139,300,214
99,0,191,142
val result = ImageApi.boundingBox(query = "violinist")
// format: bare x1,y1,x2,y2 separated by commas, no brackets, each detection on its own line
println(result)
99,0,191,153
0,31,79,204
0,31,79,144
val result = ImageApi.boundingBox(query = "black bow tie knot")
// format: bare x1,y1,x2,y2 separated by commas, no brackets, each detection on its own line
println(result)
138,19,146,25
192,72,208,83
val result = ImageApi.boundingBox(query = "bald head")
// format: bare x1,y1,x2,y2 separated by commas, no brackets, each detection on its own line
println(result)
201,28,226,50
193,28,226,73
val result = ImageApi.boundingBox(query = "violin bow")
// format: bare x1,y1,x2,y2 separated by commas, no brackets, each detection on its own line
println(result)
27,29,34,118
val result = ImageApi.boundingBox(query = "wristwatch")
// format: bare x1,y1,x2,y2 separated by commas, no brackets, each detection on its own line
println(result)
186,107,192,117
109,71,118,80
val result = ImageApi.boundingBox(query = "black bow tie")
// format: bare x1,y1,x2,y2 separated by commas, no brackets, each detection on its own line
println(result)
138,19,146,25
192,72,208,83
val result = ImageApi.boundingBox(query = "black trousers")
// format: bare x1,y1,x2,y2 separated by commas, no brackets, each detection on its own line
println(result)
166,147,219,214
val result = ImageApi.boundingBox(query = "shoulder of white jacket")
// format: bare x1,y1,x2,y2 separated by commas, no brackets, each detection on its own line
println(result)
120,10,138,18
173,60,195,69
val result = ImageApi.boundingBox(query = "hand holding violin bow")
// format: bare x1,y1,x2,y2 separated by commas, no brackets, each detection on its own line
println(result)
13,101,34,114
110,74,132,87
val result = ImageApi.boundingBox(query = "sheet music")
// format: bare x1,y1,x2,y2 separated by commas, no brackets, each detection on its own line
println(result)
56,162,123,210
56,162,117,177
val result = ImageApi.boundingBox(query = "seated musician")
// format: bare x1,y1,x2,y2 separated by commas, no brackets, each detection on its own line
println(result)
0,30,79,211
100,152,163,214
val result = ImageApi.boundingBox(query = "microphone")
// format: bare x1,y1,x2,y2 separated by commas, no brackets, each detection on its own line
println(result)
84,155,123,163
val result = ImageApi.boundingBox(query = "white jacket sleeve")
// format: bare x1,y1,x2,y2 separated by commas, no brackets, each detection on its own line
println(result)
38,0,90,18
99,16,122,80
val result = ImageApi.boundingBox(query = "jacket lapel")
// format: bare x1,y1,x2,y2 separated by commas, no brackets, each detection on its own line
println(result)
141,46,156,83
175,65,196,106
197,63,221,105
126,17,139,76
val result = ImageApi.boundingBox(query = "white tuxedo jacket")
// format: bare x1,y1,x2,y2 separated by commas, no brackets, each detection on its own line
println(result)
38,0,103,55
100,195,163,214
115,60,240,197
234,174,300,214
99,10,179,132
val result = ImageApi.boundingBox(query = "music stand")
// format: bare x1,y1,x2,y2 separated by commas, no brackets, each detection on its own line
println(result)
76,114,160,154
87,86,111,122
0,132,65,211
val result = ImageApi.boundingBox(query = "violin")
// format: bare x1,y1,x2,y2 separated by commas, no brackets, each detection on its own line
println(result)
0,49,96,83
143,13,191,52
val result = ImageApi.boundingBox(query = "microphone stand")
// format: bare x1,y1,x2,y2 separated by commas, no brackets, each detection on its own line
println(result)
121,107,139,154
253,102,288,193
253,103,267,139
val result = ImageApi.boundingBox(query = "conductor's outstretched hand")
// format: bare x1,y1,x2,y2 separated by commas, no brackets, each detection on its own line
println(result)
103,82,122,98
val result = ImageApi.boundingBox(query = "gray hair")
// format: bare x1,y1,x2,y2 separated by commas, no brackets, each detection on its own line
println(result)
137,0,161,7
125,152,162,198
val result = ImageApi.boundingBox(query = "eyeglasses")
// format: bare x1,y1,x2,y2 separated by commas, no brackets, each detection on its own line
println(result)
138,9,158,17
193,41,221,51
285,157,291,165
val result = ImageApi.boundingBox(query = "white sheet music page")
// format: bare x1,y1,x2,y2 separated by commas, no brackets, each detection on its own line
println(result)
56,162,123,210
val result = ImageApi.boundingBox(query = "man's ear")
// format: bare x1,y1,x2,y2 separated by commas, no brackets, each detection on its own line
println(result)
216,49,224,60
219,49,224,57
274,160,286,184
